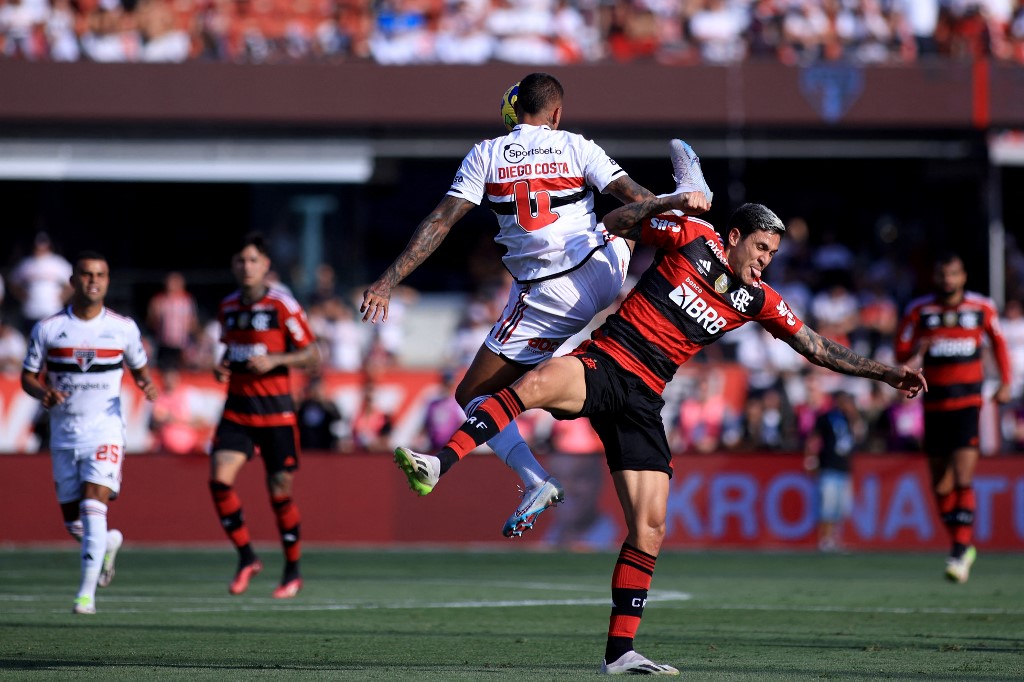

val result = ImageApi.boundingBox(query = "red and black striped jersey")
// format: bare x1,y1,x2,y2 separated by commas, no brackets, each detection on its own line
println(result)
217,287,315,427
894,291,1011,412
578,212,804,395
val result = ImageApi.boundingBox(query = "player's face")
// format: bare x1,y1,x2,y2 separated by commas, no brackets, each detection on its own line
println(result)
934,258,967,298
726,228,780,286
72,258,109,304
231,245,271,288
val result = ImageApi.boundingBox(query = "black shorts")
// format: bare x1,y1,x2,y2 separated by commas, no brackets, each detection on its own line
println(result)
212,418,300,475
924,406,980,456
560,351,673,477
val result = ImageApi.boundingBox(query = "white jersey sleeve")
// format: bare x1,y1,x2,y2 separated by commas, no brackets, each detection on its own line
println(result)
446,124,629,283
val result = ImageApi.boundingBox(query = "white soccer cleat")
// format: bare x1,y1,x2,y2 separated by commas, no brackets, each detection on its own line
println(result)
601,650,680,675
393,447,441,496
944,546,977,584
502,477,565,538
72,596,96,615
98,528,123,588
670,138,713,204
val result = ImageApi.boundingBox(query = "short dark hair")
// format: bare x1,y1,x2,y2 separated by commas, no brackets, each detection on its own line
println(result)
727,203,786,240
515,73,564,118
238,231,269,257
73,250,107,271
935,251,963,268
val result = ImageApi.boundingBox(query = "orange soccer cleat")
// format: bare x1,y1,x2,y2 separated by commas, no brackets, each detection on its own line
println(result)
228,559,263,595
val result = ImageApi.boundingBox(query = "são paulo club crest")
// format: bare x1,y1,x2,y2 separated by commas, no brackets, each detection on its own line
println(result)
74,349,96,371
799,65,864,124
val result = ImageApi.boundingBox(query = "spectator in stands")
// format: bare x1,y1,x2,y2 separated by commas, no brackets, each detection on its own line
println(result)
137,0,191,62
670,373,739,454
296,376,344,452
0,315,27,376
149,366,211,456
146,270,200,372
8,232,73,337
419,369,466,451
309,296,367,372
351,378,394,452
688,0,750,64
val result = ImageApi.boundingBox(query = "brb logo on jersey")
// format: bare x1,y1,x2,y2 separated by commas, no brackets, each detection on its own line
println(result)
669,278,727,335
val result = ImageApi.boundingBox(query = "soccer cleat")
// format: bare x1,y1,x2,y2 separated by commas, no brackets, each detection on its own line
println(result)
272,577,303,599
228,559,263,595
670,138,713,203
944,545,977,584
501,477,565,538
601,650,680,675
393,447,441,496
98,528,123,588
72,596,96,615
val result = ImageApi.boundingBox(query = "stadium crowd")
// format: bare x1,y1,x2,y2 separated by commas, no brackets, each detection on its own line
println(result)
1,0,1023,66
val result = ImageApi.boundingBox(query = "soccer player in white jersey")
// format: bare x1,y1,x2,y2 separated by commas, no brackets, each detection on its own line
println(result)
361,71,710,537
21,250,159,615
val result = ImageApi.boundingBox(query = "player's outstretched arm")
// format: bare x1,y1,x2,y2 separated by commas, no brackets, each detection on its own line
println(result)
603,192,712,240
360,195,474,324
605,176,657,205
784,326,927,398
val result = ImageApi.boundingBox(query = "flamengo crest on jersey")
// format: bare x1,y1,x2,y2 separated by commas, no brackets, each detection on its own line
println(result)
447,124,627,283
584,211,803,395
22,307,148,450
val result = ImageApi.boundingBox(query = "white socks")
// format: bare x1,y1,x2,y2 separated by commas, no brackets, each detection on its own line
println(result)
467,395,548,489
78,499,107,601
65,519,84,542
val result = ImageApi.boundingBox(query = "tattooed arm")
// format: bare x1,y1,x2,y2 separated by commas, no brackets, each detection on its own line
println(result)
784,326,928,398
602,191,712,241
360,195,475,323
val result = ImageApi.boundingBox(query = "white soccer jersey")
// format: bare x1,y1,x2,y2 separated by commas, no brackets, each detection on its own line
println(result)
447,123,628,282
23,307,149,450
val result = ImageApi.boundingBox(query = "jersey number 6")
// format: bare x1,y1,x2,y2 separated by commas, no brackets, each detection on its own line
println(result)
513,181,558,232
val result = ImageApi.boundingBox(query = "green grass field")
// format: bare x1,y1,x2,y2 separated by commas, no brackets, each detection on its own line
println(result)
1,547,1021,680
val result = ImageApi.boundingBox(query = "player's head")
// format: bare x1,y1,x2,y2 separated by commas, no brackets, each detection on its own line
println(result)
232,231,272,289
723,203,786,286
71,250,110,306
933,251,966,299
515,73,564,129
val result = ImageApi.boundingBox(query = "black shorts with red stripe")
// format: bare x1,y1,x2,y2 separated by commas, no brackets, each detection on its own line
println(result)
564,350,673,477
924,406,980,456
213,418,301,474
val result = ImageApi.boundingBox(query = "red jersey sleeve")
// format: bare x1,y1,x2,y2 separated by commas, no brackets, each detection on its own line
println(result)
639,211,718,251
894,303,922,364
755,282,804,339
984,302,1013,385
279,299,315,350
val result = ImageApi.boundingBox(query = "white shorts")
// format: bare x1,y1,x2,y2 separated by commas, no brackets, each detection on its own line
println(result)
485,237,631,365
51,444,125,504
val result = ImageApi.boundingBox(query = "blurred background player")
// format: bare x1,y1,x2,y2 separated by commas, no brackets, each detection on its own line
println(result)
894,252,1011,583
20,250,158,615
804,390,864,552
146,270,200,372
8,231,73,337
208,232,320,598
361,72,683,537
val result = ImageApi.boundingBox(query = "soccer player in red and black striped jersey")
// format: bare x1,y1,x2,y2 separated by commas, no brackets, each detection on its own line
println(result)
397,195,927,675
895,253,1011,583
209,232,320,599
